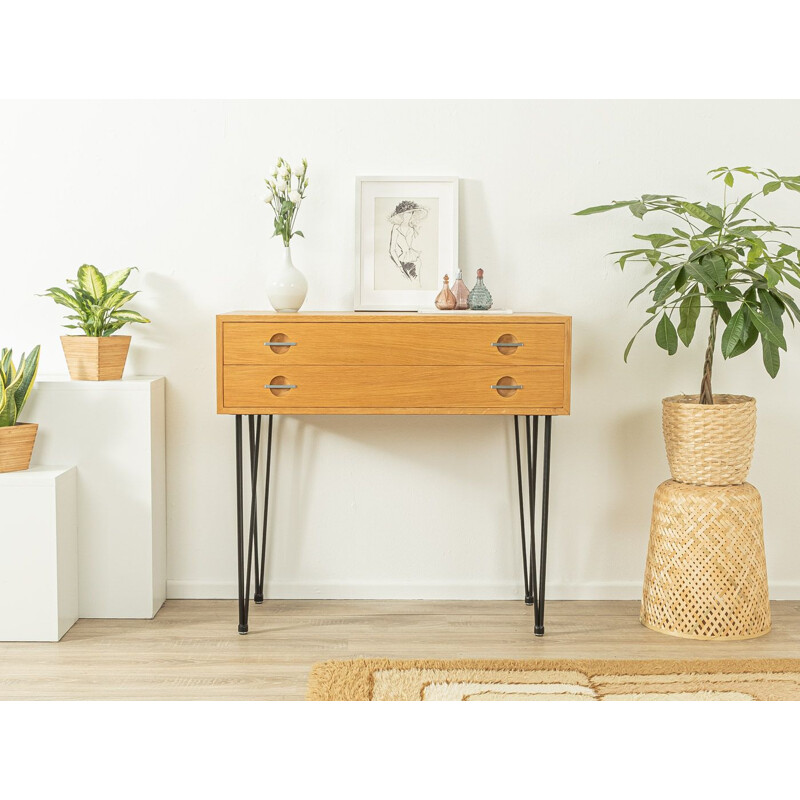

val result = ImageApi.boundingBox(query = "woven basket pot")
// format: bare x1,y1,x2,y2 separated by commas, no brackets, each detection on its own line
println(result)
662,394,756,486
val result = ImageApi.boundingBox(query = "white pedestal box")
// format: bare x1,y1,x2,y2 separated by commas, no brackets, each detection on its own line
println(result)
24,376,166,619
0,466,78,641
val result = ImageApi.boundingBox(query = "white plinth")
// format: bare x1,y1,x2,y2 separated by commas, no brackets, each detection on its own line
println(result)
0,466,78,641
23,376,166,619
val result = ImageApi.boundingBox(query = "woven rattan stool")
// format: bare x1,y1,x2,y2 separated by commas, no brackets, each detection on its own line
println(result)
641,480,770,640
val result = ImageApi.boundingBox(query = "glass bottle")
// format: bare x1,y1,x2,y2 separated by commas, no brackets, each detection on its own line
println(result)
468,268,493,310
434,274,457,310
451,268,470,310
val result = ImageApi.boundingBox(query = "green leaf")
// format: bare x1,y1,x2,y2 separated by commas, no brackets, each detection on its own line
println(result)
728,194,754,223
677,289,701,346
655,313,678,355
573,201,637,216
758,288,785,333
629,202,648,219
77,264,107,300
764,262,781,288
761,336,780,377
763,181,781,196
682,202,721,228
713,302,733,324
729,323,758,358
104,267,135,292
41,287,81,311
749,310,787,350
721,308,748,358
0,388,16,427
292,230,304,238
623,314,658,362
652,268,683,304
110,309,151,325
13,345,40,417
724,172,734,187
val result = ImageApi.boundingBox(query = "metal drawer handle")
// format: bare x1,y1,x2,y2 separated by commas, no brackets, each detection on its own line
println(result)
264,384,297,390
492,384,524,390
491,342,524,348
264,341,297,347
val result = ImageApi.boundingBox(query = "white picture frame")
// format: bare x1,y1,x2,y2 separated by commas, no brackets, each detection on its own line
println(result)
355,176,459,311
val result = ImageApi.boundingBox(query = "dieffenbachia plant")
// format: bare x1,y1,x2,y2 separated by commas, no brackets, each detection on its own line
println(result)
41,265,150,337
0,346,40,427
576,167,800,404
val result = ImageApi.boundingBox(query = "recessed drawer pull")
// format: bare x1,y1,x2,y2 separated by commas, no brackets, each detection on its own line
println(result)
491,342,524,348
491,384,524,390
264,384,297,390
264,341,297,347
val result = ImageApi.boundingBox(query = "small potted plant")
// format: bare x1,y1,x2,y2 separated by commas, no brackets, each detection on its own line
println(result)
41,265,150,381
0,346,41,473
576,166,800,482
263,157,309,312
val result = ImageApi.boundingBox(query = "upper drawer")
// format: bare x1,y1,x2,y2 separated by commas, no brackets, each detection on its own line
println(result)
221,322,566,366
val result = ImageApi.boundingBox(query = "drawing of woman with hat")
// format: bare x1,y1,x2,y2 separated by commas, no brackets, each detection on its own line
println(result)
388,200,429,285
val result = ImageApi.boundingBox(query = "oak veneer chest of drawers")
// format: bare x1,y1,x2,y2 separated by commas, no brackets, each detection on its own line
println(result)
216,311,572,635
217,312,571,415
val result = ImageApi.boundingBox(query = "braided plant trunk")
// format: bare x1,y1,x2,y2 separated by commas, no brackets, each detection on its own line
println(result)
699,308,719,405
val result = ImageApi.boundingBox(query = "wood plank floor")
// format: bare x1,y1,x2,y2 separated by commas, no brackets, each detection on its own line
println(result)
1,599,799,700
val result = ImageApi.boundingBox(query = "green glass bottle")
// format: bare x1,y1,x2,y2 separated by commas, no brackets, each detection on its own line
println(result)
468,268,493,310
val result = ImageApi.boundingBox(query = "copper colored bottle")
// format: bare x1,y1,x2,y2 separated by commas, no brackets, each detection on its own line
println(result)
451,268,469,310
435,275,457,310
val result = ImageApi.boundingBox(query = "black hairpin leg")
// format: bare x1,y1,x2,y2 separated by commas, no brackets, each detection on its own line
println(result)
513,415,554,636
234,414,274,634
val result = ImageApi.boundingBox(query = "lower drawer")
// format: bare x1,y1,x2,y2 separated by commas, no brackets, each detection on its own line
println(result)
222,365,566,410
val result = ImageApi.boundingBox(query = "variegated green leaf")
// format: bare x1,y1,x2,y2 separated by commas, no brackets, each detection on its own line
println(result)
13,345,40,417
104,267,135,292
0,386,16,427
110,309,150,325
78,264,107,300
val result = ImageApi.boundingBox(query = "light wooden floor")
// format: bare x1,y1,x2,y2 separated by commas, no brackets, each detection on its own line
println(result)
1,600,799,700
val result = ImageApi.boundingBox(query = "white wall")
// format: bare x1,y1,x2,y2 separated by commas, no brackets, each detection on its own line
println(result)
3,100,800,600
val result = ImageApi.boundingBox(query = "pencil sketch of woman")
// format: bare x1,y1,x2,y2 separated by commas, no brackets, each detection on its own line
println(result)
388,200,429,285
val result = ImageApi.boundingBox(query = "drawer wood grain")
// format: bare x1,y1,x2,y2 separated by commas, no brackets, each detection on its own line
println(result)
222,322,566,367
223,365,565,411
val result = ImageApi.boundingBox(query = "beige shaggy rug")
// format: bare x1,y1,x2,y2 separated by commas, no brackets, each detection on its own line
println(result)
307,658,800,701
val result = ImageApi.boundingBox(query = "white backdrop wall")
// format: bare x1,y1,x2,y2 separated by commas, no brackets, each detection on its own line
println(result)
3,100,800,600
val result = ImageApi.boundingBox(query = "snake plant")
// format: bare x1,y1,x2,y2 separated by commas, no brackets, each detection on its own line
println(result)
41,264,150,336
0,346,40,427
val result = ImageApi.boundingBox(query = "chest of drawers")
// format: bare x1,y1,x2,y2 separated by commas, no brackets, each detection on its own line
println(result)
216,312,571,415
216,310,571,638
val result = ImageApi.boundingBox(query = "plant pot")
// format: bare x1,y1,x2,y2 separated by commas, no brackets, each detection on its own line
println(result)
662,394,756,486
60,335,131,381
0,423,39,473
267,244,307,313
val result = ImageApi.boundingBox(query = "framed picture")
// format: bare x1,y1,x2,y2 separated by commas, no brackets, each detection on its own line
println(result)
355,176,459,311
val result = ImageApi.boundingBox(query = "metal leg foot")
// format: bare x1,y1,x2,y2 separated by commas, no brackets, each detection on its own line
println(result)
234,414,274,632
514,415,554,636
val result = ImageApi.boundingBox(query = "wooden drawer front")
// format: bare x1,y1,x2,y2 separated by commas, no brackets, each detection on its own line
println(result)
223,365,565,409
222,323,566,367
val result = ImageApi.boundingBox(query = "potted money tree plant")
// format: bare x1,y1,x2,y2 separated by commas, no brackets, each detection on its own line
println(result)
576,166,800,483
41,265,150,381
0,346,41,473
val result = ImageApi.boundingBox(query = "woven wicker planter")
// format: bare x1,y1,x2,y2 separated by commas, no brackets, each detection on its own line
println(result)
662,394,756,485
0,423,39,474
61,335,130,381
641,480,770,640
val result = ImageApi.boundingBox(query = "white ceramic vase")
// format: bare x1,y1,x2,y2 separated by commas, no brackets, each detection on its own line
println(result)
267,244,307,313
